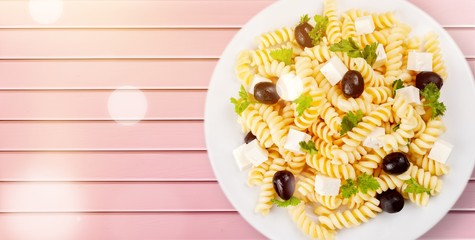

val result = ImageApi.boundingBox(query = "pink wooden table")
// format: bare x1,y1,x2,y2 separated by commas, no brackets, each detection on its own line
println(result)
0,0,473,239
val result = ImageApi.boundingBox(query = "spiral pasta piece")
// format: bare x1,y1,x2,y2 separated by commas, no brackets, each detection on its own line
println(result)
323,0,342,44
255,103,293,149
351,58,385,87
257,60,292,78
372,12,397,30
241,104,273,148
249,48,273,67
295,167,318,202
235,50,255,87
327,85,376,114
385,27,406,80
306,154,357,180
424,32,447,80
288,203,336,240
409,118,446,156
341,17,356,40
319,198,382,230
247,158,272,187
301,44,333,63
255,157,286,215
310,118,334,144
359,29,389,46
317,194,343,210
411,153,449,177
257,27,294,50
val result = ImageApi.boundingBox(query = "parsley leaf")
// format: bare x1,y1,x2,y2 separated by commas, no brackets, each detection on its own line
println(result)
300,14,310,24
357,173,380,194
420,82,446,119
271,196,301,207
230,85,251,116
329,38,362,58
392,79,404,96
404,178,431,195
330,39,378,65
393,123,400,132
308,15,328,45
299,140,318,155
339,110,364,135
362,43,378,66
341,179,358,198
294,94,313,116
270,48,293,65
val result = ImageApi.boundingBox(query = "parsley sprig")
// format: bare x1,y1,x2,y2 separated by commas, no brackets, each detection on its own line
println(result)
299,140,318,155
294,94,313,116
341,173,380,198
308,15,329,45
404,178,431,195
339,110,364,135
271,196,301,207
392,79,404,96
420,83,446,119
300,14,310,24
230,85,251,116
329,39,378,66
270,48,293,65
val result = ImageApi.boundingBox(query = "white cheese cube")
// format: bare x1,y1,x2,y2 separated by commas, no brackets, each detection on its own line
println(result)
407,52,433,72
315,175,341,196
363,127,385,149
284,128,311,154
428,139,454,164
355,16,375,35
320,56,349,86
233,143,252,171
243,139,269,166
396,86,421,104
248,75,272,95
373,44,387,68
276,73,304,101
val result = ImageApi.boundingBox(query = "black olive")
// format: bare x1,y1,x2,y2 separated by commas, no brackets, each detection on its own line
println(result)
416,71,443,90
295,22,314,48
341,70,364,98
254,82,280,104
244,132,256,144
272,170,295,200
377,189,405,213
382,152,410,175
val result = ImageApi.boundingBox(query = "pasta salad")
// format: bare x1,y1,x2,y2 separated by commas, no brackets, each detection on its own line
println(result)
230,0,452,239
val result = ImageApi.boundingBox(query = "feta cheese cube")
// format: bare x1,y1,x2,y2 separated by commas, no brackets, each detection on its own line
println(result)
276,73,304,101
373,44,387,68
284,128,311,154
407,52,433,72
243,139,269,166
428,139,454,164
248,75,272,95
355,16,375,35
396,86,421,104
363,127,385,149
320,56,349,86
233,143,252,171
315,175,341,196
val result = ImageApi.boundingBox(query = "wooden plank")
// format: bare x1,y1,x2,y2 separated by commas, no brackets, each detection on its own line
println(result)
0,151,473,181
0,0,472,28
0,59,472,90
0,212,470,239
0,121,205,151
0,57,470,98
0,0,273,28
0,90,206,120
0,28,472,58
422,212,475,239
0,182,233,212
0,181,472,212
0,151,214,181
0,212,266,240
0,59,216,90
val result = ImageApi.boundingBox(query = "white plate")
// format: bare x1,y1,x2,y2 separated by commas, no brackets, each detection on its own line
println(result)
205,0,475,239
